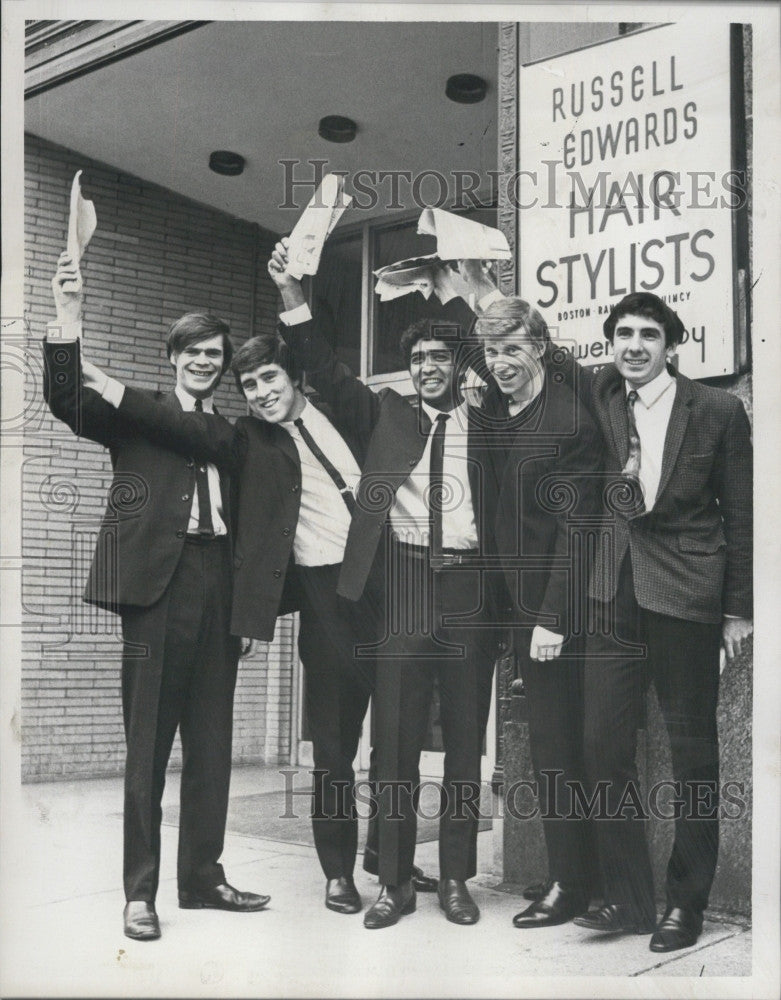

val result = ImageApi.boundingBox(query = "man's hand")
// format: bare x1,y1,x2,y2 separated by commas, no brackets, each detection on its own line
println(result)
268,237,306,311
722,616,753,661
51,252,83,325
529,625,565,662
456,259,499,303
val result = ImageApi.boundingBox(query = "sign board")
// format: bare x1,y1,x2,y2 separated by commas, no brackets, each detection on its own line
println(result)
518,22,740,377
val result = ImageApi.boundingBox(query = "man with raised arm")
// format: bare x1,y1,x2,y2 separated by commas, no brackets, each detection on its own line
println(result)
44,253,269,942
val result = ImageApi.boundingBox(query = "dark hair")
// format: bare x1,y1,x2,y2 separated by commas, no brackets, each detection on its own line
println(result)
231,334,301,393
474,297,550,353
398,317,466,370
166,313,234,370
602,292,685,348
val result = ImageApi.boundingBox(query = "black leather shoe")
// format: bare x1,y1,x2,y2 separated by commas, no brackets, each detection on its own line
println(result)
438,878,479,925
649,906,702,952
178,882,270,912
325,876,362,914
363,882,416,929
412,865,438,893
574,903,656,935
512,880,587,928
523,879,549,902
123,901,160,941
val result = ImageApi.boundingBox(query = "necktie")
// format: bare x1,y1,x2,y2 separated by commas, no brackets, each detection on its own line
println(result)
428,412,450,554
293,417,356,515
621,389,645,513
193,399,215,536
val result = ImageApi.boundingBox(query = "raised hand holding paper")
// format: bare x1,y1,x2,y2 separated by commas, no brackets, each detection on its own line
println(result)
286,173,352,280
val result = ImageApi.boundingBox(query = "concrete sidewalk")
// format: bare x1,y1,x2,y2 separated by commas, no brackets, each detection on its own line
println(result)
1,764,753,998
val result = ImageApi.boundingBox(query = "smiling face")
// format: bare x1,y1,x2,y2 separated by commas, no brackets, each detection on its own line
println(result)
408,339,457,411
483,332,544,400
171,333,225,400
612,313,669,388
238,362,305,424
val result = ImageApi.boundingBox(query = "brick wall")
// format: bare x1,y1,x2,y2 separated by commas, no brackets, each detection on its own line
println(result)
22,133,295,780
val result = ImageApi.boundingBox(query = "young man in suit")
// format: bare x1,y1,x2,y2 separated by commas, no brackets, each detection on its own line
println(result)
573,292,753,952
44,254,269,942
60,256,435,918
472,297,604,929
267,241,501,930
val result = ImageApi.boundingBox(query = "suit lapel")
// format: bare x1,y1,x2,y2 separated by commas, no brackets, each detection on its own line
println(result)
656,374,693,503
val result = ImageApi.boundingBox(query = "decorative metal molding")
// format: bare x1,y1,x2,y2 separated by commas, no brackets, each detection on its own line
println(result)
25,20,208,98
497,22,519,298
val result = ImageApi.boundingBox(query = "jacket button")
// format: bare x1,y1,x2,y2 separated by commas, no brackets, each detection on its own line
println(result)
176,530,185,538
181,494,190,502
273,569,282,578
283,528,291,536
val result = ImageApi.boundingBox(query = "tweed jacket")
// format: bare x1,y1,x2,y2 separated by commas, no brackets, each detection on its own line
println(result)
589,363,753,624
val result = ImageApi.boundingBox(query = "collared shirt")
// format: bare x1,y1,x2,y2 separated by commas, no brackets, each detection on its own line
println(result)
279,399,361,566
173,386,228,536
390,400,478,550
626,368,676,511
100,376,227,536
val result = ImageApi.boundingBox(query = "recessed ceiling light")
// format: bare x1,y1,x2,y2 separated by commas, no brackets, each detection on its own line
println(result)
318,115,358,143
209,151,246,176
445,74,487,104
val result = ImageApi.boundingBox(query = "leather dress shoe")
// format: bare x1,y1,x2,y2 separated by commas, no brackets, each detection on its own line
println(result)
325,875,362,914
412,865,438,893
178,882,270,911
123,901,160,941
649,906,703,952
438,878,479,925
363,882,416,929
512,880,587,928
574,903,656,935
523,879,549,902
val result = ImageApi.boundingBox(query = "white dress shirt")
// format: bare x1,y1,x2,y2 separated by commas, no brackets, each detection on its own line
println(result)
390,400,478,550
627,368,676,512
279,399,361,566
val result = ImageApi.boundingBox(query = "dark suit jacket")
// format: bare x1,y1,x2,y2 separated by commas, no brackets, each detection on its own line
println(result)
473,375,604,637
589,364,753,624
281,318,494,604
43,339,232,611
111,357,369,641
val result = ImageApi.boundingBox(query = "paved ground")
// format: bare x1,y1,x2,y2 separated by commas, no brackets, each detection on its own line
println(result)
0,764,760,999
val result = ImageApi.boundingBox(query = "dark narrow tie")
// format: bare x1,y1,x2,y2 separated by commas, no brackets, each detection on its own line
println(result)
193,399,215,536
621,389,645,513
428,412,450,554
293,417,356,515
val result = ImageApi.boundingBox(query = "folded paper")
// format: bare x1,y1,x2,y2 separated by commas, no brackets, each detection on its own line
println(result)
67,170,97,262
287,173,352,280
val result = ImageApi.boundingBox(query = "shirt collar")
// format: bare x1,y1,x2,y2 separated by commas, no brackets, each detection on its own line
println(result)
176,385,214,412
281,396,312,430
420,399,468,429
626,368,674,409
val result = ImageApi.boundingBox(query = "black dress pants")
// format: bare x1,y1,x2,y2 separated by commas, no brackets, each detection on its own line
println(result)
584,556,721,920
372,544,495,887
120,536,239,903
516,639,598,897
296,563,374,880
